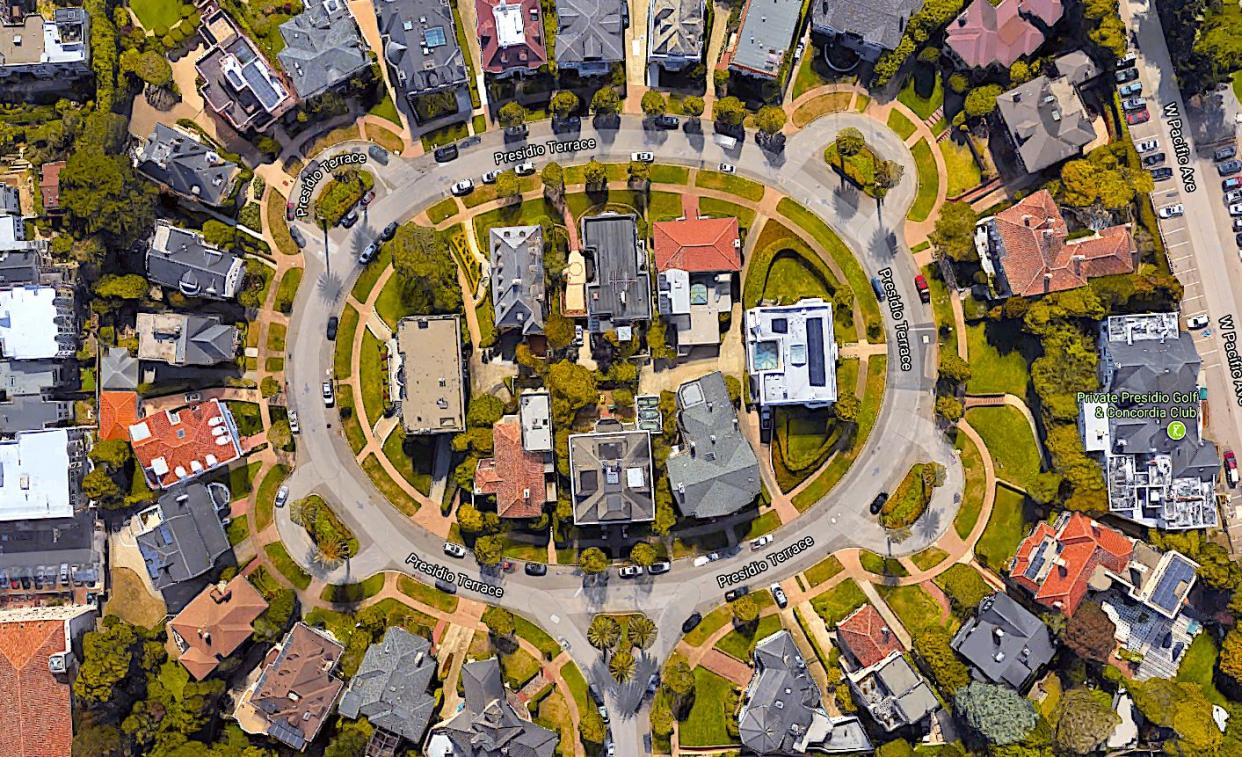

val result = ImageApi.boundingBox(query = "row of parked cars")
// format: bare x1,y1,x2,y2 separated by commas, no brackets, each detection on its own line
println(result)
1,564,78,591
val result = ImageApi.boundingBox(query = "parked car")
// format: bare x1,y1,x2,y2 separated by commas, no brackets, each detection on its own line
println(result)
434,144,459,162
725,586,749,602
1218,159,1242,176
1187,314,1210,329
443,542,467,558
1149,166,1173,181
1230,203,1242,216
288,411,299,434
524,562,547,576
652,115,679,129
358,241,379,265
750,535,774,550
367,145,389,164
692,552,722,567
503,125,528,139
719,162,736,174
451,179,474,196
1125,108,1150,125
340,207,360,228
1118,82,1143,97
597,705,609,724
1117,51,1138,68
618,565,642,579
1233,218,1242,231
435,578,458,594
1235,232,1242,248
1226,450,1240,486
1141,152,1166,167
631,151,655,163
870,276,886,300
1216,145,1238,162
1158,204,1184,218
321,381,335,407
289,225,306,248
1121,97,1146,111
1227,190,1242,204
515,161,536,176
1114,67,1139,83
360,189,376,207
647,561,671,575
770,583,788,608
869,491,890,515
275,486,290,508
326,316,339,340
914,274,931,303
1136,139,1159,154
481,170,499,184
1225,177,1242,191
646,673,661,696
381,221,398,241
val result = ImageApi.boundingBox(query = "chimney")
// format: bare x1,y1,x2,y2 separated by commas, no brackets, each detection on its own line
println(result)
993,627,1005,643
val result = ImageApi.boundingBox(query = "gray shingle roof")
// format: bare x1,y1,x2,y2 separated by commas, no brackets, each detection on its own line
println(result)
667,372,760,519
146,222,246,301
555,0,626,66
100,347,139,391
729,0,803,77
0,249,38,287
569,424,655,525
649,0,705,59
811,0,924,51
582,214,650,332
490,225,545,337
997,75,1095,173
429,658,559,757
376,0,469,96
950,592,1056,690
0,394,70,432
135,482,230,591
134,124,240,207
338,627,438,743
278,0,371,99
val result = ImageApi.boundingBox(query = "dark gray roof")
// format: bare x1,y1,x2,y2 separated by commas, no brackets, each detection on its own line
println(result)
0,184,18,215
278,0,371,99
0,395,70,432
376,0,468,96
555,0,626,66
1054,51,1098,86
871,656,939,729
667,372,760,519
429,658,559,757
100,347,139,391
740,631,819,754
729,0,803,78
811,0,924,51
146,222,246,301
569,425,655,525
997,75,1095,173
950,592,1056,690
0,359,66,397
582,214,650,332
338,627,437,743
135,124,240,207
490,225,545,337
182,317,238,366
135,482,230,591
649,0,705,59
0,249,38,287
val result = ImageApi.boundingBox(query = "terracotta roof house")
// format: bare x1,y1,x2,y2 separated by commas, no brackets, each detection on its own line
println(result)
129,399,244,490
235,622,345,751
1009,511,1133,616
946,0,1050,70
997,73,1095,173
652,216,741,273
0,604,97,757
474,416,553,518
982,190,1134,298
653,216,739,352
476,0,548,75
39,161,64,214
98,391,139,441
836,604,904,669
168,576,268,680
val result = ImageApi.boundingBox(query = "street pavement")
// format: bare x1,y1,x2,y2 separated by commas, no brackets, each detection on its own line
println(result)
281,113,950,753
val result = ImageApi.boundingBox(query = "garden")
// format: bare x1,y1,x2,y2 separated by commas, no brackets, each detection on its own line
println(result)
314,168,375,226
290,494,360,559
879,462,944,529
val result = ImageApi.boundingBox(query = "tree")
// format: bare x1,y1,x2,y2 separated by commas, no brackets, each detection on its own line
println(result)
75,618,139,707
591,87,621,115
494,170,520,201
457,503,484,534
630,542,657,566
954,681,1038,746
1063,600,1116,664
754,105,786,135
628,160,650,186
875,740,914,757
1053,687,1120,754
324,720,373,757
89,439,132,469
550,90,580,119
61,147,156,245
930,201,979,262
313,538,347,567
580,708,607,744
682,95,705,117
482,606,516,638
835,127,865,161
628,615,657,649
939,353,972,384
731,594,759,624
650,696,674,738
875,160,904,197
474,535,503,566
498,101,527,129
95,274,149,300
641,90,668,116
588,615,622,649
390,225,462,314
663,655,694,699
1221,627,1242,685
547,360,598,427
542,161,565,201
1009,60,1037,85
83,467,121,502
833,393,861,423
267,420,293,451
72,723,123,757
911,627,971,695
609,649,637,682
935,395,965,422
964,84,1003,118
583,159,607,188
580,546,609,574
467,395,505,427
712,96,746,126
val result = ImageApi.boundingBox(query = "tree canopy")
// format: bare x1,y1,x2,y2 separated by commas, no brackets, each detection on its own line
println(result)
930,201,978,262
61,147,156,246
954,681,1038,746
390,225,462,315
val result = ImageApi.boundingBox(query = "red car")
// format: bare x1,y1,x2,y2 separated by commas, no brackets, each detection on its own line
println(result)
1126,108,1150,125
1225,450,1239,487
914,274,930,303
285,201,295,221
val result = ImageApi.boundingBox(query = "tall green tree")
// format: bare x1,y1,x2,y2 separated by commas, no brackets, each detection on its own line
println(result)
1053,687,1120,754
588,614,622,649
712,96,746,126
498,102,527,129
954,681,1038,746
641,90,668,116
550,91,580,118
754,105,786,135
591,87,621,115
61,148,155,246
390,225,462,314
929,201,978,262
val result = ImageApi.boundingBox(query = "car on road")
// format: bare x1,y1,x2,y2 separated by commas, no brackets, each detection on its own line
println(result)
652,115,679,129
693,552,721,566
286,200,296,221
1219,159,1242,176
1226,450,1240,486
1158,204,1184,219
631,151,655,163
460,136,481,148
481,170,499,184
1187,314,1210,329
326,316,339,340
289,225,306,248
434,144,458,162
515,161,536,176
771,583,788,608
1118,82,1143,97
1141,152,1166,167
1125,108,1150,125
358,241,379,265
288,411,299,434
647,561,671,575
915,274,931,303
360,189,375,207
381,221,398,241
1149,167,1173,181
275,486,290,508
750,534,773,550
1117,51,1138,68
1121,97,1145,111
1136,139,1159,154
647,673,660,695
869,491,890,515
618,565,642,579
321,381,335,407
719,162,736,173
443,542,467,558
1226,178,1242,191
340,207,360,228
1216,145,1238,162
451,179,474,196
1235,232,1242,248
435,578,457,594
524,562,547,576
725,586,749,602
553,115,581,132
870,276,886,300
367,145,388,164
1233,217,1242,231
1114,67,1139,83
598,705,609,724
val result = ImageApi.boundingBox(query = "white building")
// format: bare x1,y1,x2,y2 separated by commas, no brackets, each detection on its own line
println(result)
0,428,85,521
0,8,91,81
744,299,838,408
0,285,75,360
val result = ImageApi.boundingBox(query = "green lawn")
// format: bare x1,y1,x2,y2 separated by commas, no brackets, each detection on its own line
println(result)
320,574,385,604
369,93,402,126
810,579,867,627
715,615,782,661
791,52,834,100
265,322,287,353
695,170,765,202
792,92,853,128
887,109,917,140
427,197,459,224
561,659,590,714
683,605,734,646
273,268,303,315
361,453,421,517
339,394,366,454
382,426,434,496
254,464,290,532
358,329,386,426
940,139,982,197
910,546,949,571
131,0,187,29
264,542,311,590
878,583,951,634
333,305,359,379
859,550,909,577
965,322,1031,396
471,199,558,249
898,70,944,120
679,668,739,748
933,563,993,614
375,275,412,332
649,190,685,222
397,575,460,613
226,515,249,546
976,484,1029,572
953,432,986,540
514,615,562,660
965,406,1042,491
804,555,843,588
879,463,936,529
924,264,955,347
1176,633,1228,706
907,139,938,223
698,197,756,234
501,648,543,689
650,164,690,184
351,246,392,302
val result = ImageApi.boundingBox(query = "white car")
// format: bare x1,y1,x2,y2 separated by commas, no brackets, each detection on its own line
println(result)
1136,139,1159,154
321,381,335,407
719,162,736,174
1158,204,1184,219
631,151,655,163
692,551,722,567
770,583,788,608
618,565,642,578
443,542,467,558
288,411,299,433
275,485,290,509
750,534,774,550
515,161,536,176
1230,203,1242,217
1187,314,1210,329
647,561,671,575
451,179,474,196
481,170,499,184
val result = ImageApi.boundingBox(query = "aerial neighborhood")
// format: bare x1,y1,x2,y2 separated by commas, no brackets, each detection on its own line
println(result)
4,0,1242,754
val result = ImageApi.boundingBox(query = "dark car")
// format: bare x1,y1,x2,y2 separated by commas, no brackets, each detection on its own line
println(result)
1141,152,1166,167
725,586,749,602
434,144,459,162
589,683,604,705
361,190,376,207
340,207,360,228
554,115,582,133
1150,167,1174,181
1114,67,1139,83
524,562,547,576
1224,177,1242,191
504,124,529,140
1219,159,1242,177
285,201,296,221
870,276,886,300
652,115,679,129
289,225,306,249
1235,232,1242,248
460,136,482,148
869,491,890,515
1216,145,1238,162
435,578,458,595
681,612,702,634
326,316,339,340
367,145,389,164
300,160,321,180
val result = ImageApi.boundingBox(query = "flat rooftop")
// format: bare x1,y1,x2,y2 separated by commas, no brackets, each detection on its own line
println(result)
0,429,73,521
744,299,838,407
0,286,70,360
398,315,465,434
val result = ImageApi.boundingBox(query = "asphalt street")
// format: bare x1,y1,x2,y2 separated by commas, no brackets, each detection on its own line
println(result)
279,114,952,754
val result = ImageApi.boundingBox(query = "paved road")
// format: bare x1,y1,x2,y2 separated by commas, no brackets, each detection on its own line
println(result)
1122,0,1242,544
280,114,952,754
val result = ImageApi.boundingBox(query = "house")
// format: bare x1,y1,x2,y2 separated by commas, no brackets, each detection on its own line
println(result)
0,212,48,284
0,358,72,433
474,416,553,518
195,8,294,132
425,658,558,756
0,428,86,521
0,285,75,360
520,390,553,452
168,575,269,680
39,160,63,214
1099,543,1201,680
1053,50,1098,86
667,372,759,519
980,190,1134,298
653,215,739,352
648,0,705,75
1009,511,1134,616
98,348,140,442
0,604,97,757
135,482,232,594
396,315,465,434
234,622,345,751
568,422,654,525
0,7,90,81
724,0,802,81
490,225,545,337
946,0,1062,70
810,0,921,64
100,346,139,391
375,0,469,111
277,0,370,100
555,0,626,76
950,592,1056,691
134,123,241,207
582,213,650,333
338,627,438,749
744,299,838,408
129,399,243,490
477,0,548,76
996,73,1095,173
136,312,238,367
0,388,71,432
739,630,871,755
146,222,247,301
836,604,938,732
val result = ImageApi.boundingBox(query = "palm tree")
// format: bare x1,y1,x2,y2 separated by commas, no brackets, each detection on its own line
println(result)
609,649,637,683
835,127,865,174
587,615,621,650
313,538,347,569
628,615,657,650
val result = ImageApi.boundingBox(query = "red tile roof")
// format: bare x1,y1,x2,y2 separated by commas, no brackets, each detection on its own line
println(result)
39,161,64,211
0,613,79,757
169,576,269,680
474,418,548,518
947,0,1046,69
129,399,242,489
993,191,1135,297
476,0,548,74
653,216,742,273
836,604,903,669
1010,512,1133,616
98,390,139,442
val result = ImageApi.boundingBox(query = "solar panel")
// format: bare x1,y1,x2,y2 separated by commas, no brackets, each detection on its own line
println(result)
806,318,825,387
1024,549,1047,581
242,63,283,110
1151,556,1196,613
423,26,447,48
